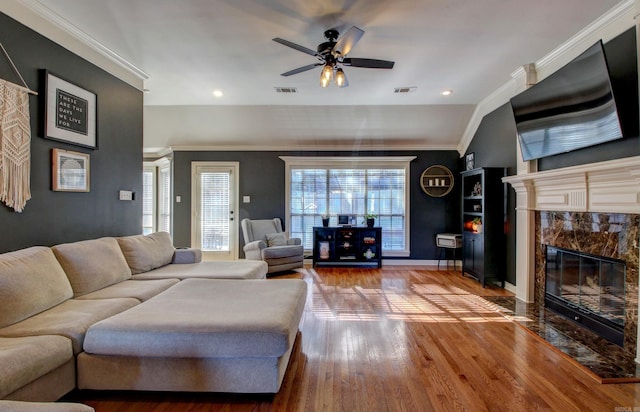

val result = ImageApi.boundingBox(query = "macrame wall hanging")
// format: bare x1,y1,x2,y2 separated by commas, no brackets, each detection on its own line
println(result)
0,41,37,213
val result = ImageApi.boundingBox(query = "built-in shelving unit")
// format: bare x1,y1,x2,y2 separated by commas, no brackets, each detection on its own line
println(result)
461,168,506,287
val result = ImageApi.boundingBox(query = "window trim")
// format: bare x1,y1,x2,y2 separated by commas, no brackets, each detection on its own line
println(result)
143,157,172,235
280,156,415,257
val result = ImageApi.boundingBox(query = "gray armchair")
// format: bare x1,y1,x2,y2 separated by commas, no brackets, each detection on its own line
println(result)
240,218,304,274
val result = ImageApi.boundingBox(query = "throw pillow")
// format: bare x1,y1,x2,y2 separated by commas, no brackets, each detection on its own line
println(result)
266,232,287,247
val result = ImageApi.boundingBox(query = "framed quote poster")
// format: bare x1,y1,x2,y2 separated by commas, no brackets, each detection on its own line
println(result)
45,71,97,149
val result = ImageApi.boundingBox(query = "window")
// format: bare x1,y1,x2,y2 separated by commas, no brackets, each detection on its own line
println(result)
142,158,172,235
142,166,155,235
281,156,415,257
157,163,171,233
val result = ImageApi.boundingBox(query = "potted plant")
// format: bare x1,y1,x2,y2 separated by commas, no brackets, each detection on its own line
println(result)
322,215,330,227
362,213,377,227
472,217,483,233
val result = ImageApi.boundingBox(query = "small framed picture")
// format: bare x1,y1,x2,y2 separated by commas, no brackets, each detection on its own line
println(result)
52,148,90,192
465,152,475,171
45,71,98,149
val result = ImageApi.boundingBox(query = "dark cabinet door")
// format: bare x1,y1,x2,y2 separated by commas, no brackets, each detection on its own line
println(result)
463,233,485,284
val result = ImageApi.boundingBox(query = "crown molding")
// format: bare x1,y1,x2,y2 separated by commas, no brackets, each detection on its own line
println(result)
536,0,635,75
168,143,459,153
2,0,148,87
458,0,635,156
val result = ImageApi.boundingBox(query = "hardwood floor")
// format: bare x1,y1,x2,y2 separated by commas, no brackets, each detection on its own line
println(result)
64,266,640,411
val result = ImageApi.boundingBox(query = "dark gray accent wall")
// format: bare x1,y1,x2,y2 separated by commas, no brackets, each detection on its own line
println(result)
463,103,518,285
0,12,143,253
172,150,461,260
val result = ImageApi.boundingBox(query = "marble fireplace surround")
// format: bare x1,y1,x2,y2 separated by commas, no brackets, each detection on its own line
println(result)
536,211,639,354
503,155,640,359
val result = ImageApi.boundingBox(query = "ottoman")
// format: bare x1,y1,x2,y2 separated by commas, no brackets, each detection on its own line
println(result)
78,278,307,393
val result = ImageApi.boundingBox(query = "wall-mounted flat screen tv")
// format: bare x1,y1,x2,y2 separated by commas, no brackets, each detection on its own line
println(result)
510,40,624,161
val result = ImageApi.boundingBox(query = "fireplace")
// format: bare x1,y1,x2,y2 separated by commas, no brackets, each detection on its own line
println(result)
535,211,639,355
545,245,626,345
503,156,640,358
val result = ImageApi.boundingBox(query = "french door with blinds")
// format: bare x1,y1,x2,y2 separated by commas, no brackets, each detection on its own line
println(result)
191,162,239,260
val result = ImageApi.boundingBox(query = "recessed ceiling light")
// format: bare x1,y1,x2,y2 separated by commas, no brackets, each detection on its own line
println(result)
441,90,453,96
213,90,224,97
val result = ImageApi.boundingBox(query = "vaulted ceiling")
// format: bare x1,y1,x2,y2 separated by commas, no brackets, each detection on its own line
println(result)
9,0,628,153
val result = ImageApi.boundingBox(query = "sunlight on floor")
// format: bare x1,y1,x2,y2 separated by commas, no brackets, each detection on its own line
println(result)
304,269,513,323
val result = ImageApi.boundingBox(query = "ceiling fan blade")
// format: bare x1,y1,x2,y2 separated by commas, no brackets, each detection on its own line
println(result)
332,26,364,57
342,58,395,69
273,38,319,57
281,63,323,77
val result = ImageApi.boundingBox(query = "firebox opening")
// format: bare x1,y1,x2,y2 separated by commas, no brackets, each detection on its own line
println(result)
545,245,626,346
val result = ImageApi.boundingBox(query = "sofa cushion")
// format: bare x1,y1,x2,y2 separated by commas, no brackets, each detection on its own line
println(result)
262,244,304,260
0,336,73,399
52,237,132,297
0,247,73,329
0,400,94,411
83,278,307,358
75,279,179,302
117,232,176,274
0,298,139,354
131,260,268,280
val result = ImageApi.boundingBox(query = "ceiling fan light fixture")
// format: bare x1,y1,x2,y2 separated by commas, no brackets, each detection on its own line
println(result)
335,68,347,87
320,64,334,87
320,72,331,88
321,64,333,80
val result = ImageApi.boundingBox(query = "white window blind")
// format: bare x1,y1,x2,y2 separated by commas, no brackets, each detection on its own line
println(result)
200,172,230,251
158,165,171,233
142,167,155,235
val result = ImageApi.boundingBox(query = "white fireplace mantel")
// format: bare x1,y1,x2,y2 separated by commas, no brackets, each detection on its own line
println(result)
503,155,640,214
501,155,640,304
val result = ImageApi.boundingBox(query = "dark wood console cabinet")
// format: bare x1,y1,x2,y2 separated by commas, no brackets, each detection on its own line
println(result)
313,227,382,268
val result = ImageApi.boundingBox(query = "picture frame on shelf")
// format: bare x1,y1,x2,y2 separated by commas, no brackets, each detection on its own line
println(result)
52,148,90,192
45,71,97,149
465,152,475,171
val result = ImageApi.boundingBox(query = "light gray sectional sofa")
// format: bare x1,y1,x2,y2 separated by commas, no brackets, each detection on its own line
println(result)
0,232,307,406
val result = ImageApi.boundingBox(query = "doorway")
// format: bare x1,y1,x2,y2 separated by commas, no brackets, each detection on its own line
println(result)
191,162,239,260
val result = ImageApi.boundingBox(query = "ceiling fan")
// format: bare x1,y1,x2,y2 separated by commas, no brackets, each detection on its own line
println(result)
273,26,395,88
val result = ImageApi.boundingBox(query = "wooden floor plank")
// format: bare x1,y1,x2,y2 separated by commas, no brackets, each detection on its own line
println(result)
63,266,640,411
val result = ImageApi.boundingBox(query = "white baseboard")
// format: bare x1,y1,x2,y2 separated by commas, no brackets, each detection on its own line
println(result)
503,282,516,294
304,258,463,267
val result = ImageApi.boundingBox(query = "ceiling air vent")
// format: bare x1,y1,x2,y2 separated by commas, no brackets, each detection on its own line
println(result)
275,87,298,93
394,87,417,93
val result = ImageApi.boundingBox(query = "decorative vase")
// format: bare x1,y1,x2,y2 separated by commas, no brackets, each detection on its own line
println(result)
366,218,374,227
322,218,329,227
